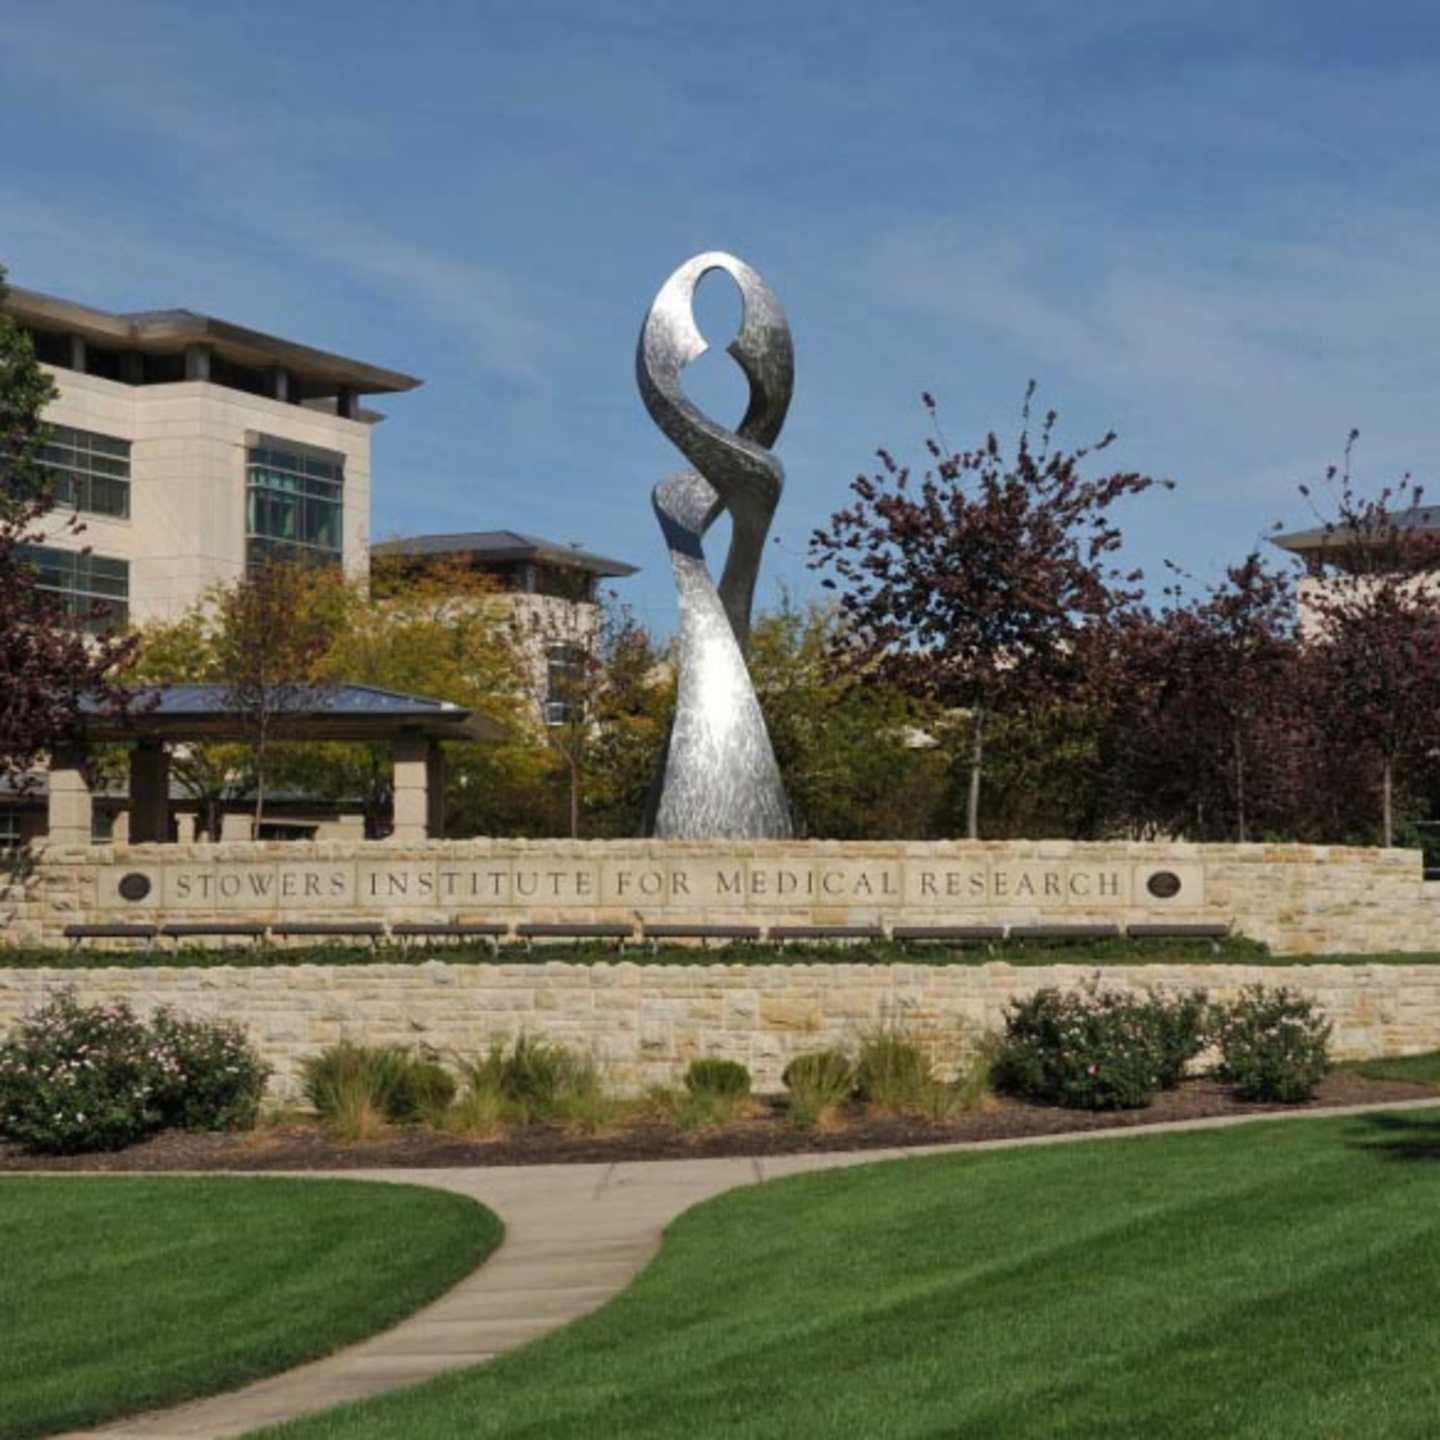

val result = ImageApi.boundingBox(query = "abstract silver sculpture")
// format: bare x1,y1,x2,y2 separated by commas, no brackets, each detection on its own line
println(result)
638,252,794,839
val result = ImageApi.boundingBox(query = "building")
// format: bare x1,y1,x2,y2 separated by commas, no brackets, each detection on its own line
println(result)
1271,507,1440,635
373,531,639,723
2,286,640,845
5,285,420,627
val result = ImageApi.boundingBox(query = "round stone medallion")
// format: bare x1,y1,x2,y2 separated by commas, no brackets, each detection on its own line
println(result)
1146,870,1182,900
117,872,152,903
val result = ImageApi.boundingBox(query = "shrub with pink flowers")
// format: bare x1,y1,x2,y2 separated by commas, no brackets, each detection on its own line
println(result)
0,991,270,1154
1211,985,1332,1102
992,983,1184,1111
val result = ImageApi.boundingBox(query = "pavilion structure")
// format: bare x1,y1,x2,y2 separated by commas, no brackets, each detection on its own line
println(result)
47,684,505,845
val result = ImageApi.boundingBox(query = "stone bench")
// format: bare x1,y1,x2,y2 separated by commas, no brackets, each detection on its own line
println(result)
766,924,884,943
1007,923,1122,943
269,922,385,942
63,923,159,944
890,925,1006,944
514,922,634,947
642,924,762,947
159,922,267,942
390,922,507,950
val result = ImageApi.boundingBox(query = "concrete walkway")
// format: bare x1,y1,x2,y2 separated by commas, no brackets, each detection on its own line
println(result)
57,1095,1440,1440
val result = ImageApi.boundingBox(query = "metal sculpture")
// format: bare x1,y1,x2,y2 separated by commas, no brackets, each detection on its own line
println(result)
637,251,794,839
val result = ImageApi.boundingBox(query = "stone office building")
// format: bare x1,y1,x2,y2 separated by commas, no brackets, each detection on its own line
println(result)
6,285,421,628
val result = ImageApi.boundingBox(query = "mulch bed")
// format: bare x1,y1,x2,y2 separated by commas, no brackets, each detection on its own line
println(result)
2,1071,1432,1172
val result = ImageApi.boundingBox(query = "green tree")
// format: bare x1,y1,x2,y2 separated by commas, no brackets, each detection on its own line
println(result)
749,598,948,839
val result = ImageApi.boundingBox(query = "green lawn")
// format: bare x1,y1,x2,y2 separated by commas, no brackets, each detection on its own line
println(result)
0,1177,501,1439
258,1112,1440,1440
1345,1049,1440,1087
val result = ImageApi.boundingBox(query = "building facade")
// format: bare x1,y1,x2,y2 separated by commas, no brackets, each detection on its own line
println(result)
6,286,420,626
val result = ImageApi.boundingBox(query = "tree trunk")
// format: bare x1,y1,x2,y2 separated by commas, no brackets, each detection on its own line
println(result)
1233,728,1247,844
569,757,580,839
253,712,268,837
1382,757,1394,848
966,706,985,841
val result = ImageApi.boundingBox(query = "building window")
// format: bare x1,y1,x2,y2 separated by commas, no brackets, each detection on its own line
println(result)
19,545,130,632
0,808,20,854
246,438,344,571
35,425,131,519
545,644,588,725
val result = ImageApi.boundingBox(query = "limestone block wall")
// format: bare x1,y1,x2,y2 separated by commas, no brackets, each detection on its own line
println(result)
1,959,1437,1101
2,837,1437,955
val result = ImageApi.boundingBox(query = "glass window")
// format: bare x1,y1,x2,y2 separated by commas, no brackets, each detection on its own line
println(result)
18,545,130,633
545,644,588,726
34,424,131,519
246,437,343,571
0,808,20,854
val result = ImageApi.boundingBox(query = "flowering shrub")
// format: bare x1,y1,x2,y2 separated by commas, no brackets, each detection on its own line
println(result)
992,985,1168,1110
1138,988,1211,1090
147,1007,271,1132
0,991,270,1154
1212,985,1332,1102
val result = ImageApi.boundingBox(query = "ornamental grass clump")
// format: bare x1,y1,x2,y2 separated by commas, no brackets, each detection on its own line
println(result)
992,984,1166,1111
854,1029,932,1111
300,1043,456,1136
451,1035,615,1133
1212,984,1332,1102
0,990,270,1155
782,1048,857,1130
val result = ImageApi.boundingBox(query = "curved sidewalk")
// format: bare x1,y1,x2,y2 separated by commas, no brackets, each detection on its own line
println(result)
59,1094,1440,1440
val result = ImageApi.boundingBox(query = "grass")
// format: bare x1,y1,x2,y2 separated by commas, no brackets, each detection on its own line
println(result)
0,1177,502,1440
1342,1048,1440,1088
253,1111,1440,1439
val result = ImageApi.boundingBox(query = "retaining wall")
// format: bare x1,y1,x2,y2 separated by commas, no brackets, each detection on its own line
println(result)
3,959,1438,1100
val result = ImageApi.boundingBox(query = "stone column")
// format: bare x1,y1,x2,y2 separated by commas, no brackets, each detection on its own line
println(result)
128,741,171,844
47,748,93,848
426,741,447,839
391,731,429,842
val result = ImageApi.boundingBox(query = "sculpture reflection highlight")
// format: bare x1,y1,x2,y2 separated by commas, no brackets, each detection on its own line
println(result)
637,252,794,839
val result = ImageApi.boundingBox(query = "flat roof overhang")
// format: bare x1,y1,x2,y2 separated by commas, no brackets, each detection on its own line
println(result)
7,286,422,397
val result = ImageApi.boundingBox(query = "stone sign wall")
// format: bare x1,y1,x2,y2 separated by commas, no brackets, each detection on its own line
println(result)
0,837,1434,954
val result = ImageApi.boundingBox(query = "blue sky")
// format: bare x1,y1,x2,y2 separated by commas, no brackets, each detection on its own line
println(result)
5,0,1440,634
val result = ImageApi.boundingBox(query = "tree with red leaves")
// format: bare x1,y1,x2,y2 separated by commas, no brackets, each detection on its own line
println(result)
0,265,134,791
810,385,1167,839
1096,554,1300,843
1296,433,1440,846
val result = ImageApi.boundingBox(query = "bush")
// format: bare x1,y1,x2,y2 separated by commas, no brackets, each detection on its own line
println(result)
453,1035,605,1128
684,1059,751,1099
389,1060,457,1123
854,1030,931,1109
300,1044,454,1128
1138,988,1211,1090
147,1007,272,1132
0,991,270,1155
782,1049,856,1130
992,985,1166,1111
1212,985,1332,1102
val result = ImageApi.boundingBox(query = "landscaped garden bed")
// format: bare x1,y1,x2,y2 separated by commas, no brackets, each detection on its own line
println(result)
3,1066,1431,1172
